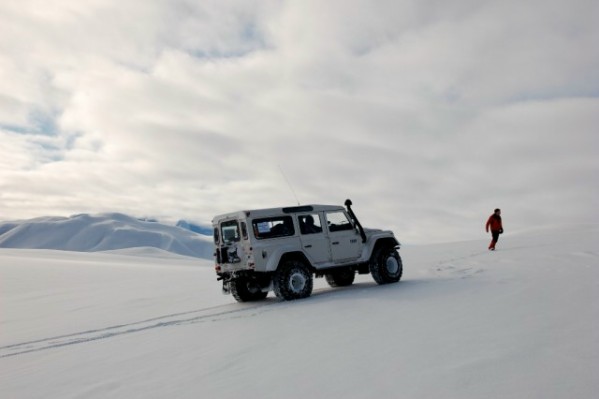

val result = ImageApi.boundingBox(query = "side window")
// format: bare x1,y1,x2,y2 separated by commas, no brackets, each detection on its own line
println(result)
221,220,241,243
252,216,295,239
326,211,354,232
298,214,323,235
213,227,220,244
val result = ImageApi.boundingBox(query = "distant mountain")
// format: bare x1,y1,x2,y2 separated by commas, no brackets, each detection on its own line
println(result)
0,213,213,259
176,220,213,236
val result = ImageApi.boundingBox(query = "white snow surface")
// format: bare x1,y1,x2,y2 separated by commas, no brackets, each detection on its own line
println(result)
1,224,597,398
0,213,213,259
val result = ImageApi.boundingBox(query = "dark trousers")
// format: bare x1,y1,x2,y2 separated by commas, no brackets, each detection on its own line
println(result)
489,230,500,249
491,230,500,242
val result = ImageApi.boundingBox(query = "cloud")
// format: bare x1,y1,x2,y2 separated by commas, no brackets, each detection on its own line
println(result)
1,0,598,243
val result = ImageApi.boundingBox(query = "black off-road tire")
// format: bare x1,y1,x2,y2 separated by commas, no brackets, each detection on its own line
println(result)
370,246,403,285
230,277,269,302
273,259,313,300
325,269,356,287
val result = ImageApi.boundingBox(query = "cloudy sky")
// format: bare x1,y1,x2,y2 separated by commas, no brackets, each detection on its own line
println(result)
1,0,597,244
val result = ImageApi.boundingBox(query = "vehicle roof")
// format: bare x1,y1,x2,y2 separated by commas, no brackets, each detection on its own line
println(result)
212,204,345,223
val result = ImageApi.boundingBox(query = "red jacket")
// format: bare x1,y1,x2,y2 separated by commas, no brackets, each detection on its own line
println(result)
486,214,502,232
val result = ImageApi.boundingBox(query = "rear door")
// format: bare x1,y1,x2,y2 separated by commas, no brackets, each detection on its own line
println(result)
297,213,331,265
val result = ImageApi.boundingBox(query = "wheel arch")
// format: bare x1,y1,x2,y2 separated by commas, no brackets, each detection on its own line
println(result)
263,244,309,272
278,251,315,272
370,237,400,259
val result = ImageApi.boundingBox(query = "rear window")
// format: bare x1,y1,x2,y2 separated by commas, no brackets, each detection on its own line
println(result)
252,216,295,239
221,220,241,243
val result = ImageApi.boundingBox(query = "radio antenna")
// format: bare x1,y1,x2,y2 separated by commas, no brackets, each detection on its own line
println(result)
278,164,300,205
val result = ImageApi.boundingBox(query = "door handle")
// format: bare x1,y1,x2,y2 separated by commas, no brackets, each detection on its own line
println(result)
332,241,339,245
304,245,312,248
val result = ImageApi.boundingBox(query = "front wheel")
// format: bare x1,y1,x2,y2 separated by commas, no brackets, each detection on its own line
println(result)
370,246,403,285
273,260,313,300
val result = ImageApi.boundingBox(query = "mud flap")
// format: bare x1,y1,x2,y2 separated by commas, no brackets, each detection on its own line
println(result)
222,281,231,295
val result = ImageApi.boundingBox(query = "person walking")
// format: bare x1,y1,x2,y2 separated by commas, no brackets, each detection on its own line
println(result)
485,208,503,250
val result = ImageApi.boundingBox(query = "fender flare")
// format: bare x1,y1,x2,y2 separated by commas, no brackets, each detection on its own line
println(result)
264,246,313,272
369,237,400,260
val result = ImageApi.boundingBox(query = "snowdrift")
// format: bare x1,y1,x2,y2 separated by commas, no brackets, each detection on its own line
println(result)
0,213,213,258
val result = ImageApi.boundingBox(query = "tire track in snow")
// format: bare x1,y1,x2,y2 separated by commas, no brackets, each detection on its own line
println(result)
1,287,335,359
0,301,275,358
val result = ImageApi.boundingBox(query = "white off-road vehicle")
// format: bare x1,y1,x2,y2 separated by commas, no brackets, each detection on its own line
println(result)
212,199,402,302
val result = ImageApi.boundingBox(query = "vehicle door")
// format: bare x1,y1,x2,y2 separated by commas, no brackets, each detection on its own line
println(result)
297,213,331,265
325,210,362,262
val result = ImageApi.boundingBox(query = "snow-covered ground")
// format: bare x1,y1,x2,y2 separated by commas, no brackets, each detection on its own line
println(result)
1,224,597,398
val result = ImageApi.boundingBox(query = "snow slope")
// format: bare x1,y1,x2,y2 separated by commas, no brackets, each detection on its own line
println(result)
0,213,213,258
1,224,597,399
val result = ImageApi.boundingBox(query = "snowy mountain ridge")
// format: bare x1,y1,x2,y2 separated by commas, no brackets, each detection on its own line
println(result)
0,213,214,259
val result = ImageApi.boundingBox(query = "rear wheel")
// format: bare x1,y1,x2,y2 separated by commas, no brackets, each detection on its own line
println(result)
230,277,268,302
273,259,313,300
370,246,403,284
325,269,356,287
